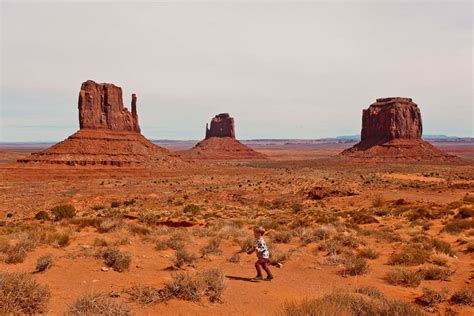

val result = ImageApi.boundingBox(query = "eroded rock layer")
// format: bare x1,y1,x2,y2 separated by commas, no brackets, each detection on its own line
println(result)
19,80,181,167
205,113,235,139
181,113,266,160
79,80,140,133
342,97,454,160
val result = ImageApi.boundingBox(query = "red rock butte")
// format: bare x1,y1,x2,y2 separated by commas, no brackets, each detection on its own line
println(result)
180,113,266,160
205,113,236,139
341,97,454,160
18,80,181,167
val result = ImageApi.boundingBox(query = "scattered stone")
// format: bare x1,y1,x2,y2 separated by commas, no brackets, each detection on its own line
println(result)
101,267,109,272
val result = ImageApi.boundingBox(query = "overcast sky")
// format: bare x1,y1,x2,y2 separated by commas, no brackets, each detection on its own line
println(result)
1,0,472,142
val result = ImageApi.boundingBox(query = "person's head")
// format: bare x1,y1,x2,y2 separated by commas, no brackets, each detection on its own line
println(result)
254,226,265,238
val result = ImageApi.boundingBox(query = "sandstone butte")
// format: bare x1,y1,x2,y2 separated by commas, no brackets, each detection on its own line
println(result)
180,113,267,160
18,80,182,167
341,97,454,160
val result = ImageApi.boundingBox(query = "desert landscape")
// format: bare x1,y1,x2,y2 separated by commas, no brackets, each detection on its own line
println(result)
1,2,473,316
0,80,473,316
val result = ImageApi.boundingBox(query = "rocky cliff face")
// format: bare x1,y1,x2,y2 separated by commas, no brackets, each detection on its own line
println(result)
18,80,183,167
341,97,453,160
78,80,140,133
205,113,235,139
179,113,266,160
360,97,422,146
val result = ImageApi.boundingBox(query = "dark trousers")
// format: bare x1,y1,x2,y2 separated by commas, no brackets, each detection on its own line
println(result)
255,257,272,277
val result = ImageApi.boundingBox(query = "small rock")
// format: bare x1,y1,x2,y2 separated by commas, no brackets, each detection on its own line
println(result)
101,267,109,272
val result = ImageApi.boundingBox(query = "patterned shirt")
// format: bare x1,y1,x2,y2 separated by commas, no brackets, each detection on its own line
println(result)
254,237,270,259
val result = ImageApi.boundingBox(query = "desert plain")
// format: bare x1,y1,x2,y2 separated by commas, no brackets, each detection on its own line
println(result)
0,139,473,316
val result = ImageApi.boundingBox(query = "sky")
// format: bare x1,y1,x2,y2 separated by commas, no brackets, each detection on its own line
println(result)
1,0,472,142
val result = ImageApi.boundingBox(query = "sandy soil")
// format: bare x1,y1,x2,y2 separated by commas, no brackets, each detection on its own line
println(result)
0,144,473,315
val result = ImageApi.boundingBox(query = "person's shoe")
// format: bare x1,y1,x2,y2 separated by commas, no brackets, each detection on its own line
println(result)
264,275,274,281
251,275,263,281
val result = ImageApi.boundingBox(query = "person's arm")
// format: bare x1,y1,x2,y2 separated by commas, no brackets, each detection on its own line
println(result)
246,246,255,254
246,240,256,254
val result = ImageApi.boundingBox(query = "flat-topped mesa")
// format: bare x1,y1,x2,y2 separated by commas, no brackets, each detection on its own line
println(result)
361,97,422,146
205,113,235,139
78,80,140,133
341,97,454,160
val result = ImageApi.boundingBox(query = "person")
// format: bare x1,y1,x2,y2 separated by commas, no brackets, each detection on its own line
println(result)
247,226,273,281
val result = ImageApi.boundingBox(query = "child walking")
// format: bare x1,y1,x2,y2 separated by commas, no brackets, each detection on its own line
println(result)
247,226,273,281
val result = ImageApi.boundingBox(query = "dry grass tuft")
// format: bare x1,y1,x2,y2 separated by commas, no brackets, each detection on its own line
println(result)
98,218,124,233
385,267,424,287
173,248,197,268
417,288,448,307
161,267,226,303
51,204,76,221
450,288,473,306
67,293,132,315
279,287,425,316
421,266,454,281
125,285,162,305
442,219,474,234
358,247,380,259
36,254,53,272
155,233,186,251
228,253,241,263
238,237,253,253
372,194,385,208
388,244,430,266
342,255,369,276
200,267,227,303
0,272,50,314
200,237,223,257
272,231,292,244
98,247,131,272
279,298,351,316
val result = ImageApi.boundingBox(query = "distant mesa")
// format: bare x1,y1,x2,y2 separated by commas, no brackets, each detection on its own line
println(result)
205,113,236,139
179,113,267,160
18,80,181,167
341,97,454,160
